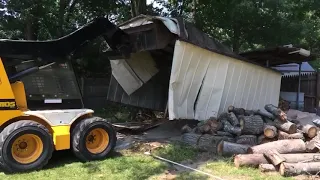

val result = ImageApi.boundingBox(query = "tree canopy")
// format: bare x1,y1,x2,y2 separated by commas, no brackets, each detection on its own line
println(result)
0,0,319,72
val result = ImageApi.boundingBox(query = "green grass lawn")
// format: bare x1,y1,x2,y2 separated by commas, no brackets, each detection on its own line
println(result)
0,143,297,180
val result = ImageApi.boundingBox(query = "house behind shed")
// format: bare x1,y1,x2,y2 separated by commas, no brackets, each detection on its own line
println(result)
104,15,282,121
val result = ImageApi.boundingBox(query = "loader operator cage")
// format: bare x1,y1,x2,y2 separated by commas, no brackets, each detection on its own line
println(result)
16,60,83,110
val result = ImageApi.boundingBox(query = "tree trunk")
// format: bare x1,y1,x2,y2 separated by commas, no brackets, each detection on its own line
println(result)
301,124,318,138
259,164,277,172
57,0,68,37
131,0,147,17
280,162,320,176
217,141,250,157
234,153,320,168
239,115,264,135
244,110,275,120
278,130,304,140
236,135,257,145
223,121,241,136
263,149,285,166
247,139,306,154
264,104,287,121
181,133,234,153
274,119,297,134
228,106,245,116
264,125,277,138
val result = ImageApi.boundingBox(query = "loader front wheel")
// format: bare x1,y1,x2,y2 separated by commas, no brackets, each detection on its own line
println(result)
0,120,54,173
71,117,116,162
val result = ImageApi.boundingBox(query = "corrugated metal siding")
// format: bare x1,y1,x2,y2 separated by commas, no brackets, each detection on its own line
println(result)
169,40,282,120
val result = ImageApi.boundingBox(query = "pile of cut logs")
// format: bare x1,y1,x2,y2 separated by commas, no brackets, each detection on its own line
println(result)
181,104,320,177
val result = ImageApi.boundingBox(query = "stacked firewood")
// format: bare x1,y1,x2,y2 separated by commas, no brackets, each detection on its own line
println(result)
180,104,320,177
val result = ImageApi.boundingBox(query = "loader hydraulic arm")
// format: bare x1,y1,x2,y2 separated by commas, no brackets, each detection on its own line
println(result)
0,17,132,61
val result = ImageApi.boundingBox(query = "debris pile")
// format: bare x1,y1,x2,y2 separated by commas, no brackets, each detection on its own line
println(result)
180,104,320,177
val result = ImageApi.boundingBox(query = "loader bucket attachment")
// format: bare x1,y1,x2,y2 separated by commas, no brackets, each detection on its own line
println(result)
0,17,132,61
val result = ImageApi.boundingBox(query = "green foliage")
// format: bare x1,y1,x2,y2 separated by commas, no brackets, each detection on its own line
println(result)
0,0,320,71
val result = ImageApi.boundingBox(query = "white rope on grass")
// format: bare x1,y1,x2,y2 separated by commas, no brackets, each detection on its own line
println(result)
144,151,224,180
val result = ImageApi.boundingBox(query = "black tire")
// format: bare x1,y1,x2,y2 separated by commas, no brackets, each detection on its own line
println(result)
71,117,117,162
0,120,54,173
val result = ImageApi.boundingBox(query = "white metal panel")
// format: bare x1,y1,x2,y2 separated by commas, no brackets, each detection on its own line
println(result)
126,51,159,83
110,51,159,95
168,41,211,119
169,40,282,120
110,60,143,95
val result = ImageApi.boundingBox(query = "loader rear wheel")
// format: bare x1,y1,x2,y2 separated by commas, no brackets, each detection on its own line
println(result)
0,120,54,173
71,117,117,162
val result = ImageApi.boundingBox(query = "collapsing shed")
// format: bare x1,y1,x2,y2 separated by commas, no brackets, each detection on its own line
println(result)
104,15,282,120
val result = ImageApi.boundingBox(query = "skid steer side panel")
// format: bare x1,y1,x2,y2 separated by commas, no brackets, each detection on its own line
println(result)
52,125,70,150
23,109,94,150
0,58,22,124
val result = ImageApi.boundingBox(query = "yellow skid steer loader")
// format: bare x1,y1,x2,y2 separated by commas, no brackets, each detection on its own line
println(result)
0,17,132,173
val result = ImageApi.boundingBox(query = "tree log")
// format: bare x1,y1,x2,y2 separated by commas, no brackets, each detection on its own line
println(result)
264,125,277,138
306,141,319,153
226,112,240,127
274,119,297,134
263,149,285,166
239,115,264,135
228,106,245,116
259,164,277,172
264,104,287,121
217,141,250,157
181,133,234,153
301,124,318,138
257,135,277,144
234,154,269,168
280,162,320,176
277,130,304,140
244,110,275,120
216,131,233,137
223,121,241,136
236,135,257,145
195,119,223,134
181,124,192,134
234,153,320,168
247,139,306,154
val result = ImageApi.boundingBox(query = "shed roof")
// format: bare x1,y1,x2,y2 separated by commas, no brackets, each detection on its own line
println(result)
120,15,317,68
239,46,316,66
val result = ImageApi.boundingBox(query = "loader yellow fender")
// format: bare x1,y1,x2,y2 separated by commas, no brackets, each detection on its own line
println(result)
51,126,71,151
11,134,43,164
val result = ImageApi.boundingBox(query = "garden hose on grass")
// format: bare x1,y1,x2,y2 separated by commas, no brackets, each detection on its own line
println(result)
144,150,224,180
